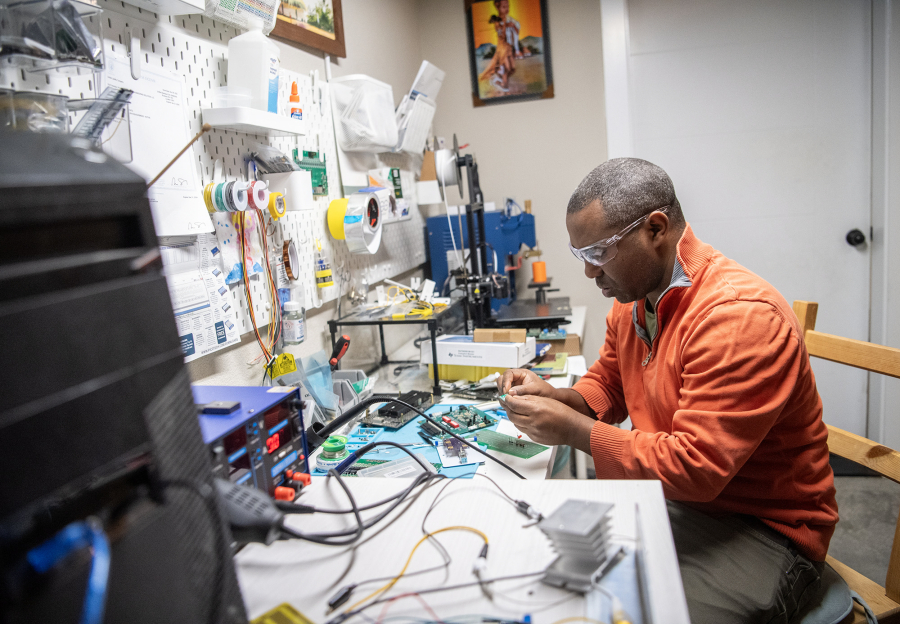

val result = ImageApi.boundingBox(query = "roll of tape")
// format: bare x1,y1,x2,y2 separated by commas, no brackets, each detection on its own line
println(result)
248,181,269,211
282,239,299,280
343,188,386,254
268,192,286,219
231,181,249,212
327,198,349,240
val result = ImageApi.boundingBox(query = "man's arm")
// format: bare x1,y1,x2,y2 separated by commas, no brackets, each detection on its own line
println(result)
590,301,801,501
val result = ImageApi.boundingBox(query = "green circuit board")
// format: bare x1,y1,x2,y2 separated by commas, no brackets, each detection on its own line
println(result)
419,405,497,438
293,149,328,196
465,429,549,459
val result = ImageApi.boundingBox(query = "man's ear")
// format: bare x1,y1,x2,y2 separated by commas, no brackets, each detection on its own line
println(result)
646,212,670,247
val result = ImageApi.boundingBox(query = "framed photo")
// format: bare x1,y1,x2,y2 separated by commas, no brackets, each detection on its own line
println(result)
465,0,553,106
271,0,346,57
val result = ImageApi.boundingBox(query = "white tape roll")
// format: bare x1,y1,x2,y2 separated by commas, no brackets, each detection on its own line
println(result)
232,181,250,211
343,188,388,254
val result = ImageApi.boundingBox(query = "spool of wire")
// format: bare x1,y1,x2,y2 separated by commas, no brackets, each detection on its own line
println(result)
231,181,249,211
248,180,270,211
316,435,350,472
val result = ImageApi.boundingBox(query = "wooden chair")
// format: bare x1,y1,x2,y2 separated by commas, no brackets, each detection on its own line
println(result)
793,301,900,624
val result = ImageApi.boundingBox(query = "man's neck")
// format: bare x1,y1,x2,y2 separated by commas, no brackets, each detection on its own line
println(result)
645,230,683,307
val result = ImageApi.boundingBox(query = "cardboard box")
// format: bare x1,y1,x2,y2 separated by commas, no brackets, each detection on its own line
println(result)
545,334,582,356
420,335,535,368
473,328,527,343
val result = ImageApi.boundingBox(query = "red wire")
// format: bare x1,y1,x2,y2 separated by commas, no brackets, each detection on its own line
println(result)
374,593,445,624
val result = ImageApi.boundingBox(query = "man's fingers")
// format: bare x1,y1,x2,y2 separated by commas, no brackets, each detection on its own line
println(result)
508,381,551,398
503,393,539,415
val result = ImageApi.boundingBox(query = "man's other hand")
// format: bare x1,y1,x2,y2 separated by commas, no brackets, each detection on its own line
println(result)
497,368,555,398
499,394,594,451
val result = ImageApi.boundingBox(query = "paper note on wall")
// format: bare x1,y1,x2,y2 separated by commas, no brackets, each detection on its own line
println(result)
105,53,213,236
160,233,240,362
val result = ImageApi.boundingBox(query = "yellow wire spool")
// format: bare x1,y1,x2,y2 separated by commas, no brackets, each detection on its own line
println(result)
327,198,349,240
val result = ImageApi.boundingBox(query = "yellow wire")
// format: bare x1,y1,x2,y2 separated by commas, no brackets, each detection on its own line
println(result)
343,525,489,614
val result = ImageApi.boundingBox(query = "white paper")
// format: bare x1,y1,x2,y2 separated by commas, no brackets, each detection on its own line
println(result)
105,53,213,236
160,234,241,362
408,60,445,101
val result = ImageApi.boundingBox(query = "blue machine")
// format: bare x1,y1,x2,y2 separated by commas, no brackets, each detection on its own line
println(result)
193,385,308,495
427,211,536,311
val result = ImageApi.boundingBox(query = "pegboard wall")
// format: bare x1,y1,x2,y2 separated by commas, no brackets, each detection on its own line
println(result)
0,0,428,340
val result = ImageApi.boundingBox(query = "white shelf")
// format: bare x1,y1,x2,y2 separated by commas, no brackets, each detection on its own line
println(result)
119,0,203,15
201,107,307,137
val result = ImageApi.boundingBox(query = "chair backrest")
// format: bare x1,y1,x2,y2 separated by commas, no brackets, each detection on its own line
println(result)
792,301,900,603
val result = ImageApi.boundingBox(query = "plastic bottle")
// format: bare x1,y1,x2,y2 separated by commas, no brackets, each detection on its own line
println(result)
289,81,302,120
314,239,334,288
282,300,306,345
227,18,280,113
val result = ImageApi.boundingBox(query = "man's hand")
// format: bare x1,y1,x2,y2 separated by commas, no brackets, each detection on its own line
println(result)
497,368,556,398
499,394,595,452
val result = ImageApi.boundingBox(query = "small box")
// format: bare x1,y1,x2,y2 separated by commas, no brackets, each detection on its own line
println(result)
420,335,535,368
546,334,582,356
473,328,527,343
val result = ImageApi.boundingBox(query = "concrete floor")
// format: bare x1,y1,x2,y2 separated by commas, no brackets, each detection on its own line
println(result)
828,476,900,584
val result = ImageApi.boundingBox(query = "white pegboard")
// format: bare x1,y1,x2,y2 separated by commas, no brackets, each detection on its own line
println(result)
0,0,428,340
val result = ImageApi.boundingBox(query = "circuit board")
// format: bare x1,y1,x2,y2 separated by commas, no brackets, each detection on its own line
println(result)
363,391,433,429
466,429,549,459
418,405,497,438
527,328,568,340
342,458,442,476
293,149,328,196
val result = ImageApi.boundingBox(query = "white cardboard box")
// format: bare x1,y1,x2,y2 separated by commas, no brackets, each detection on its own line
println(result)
420,335,535,367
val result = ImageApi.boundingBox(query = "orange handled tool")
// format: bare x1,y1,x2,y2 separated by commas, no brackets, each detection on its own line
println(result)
330,334,350,370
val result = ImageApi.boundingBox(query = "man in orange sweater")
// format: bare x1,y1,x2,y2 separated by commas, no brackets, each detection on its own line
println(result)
499,158,838,623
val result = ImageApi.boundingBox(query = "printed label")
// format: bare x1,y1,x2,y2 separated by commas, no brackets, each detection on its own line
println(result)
283,318,305,344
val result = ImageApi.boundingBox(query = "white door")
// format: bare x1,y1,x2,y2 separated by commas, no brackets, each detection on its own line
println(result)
602,0,872,435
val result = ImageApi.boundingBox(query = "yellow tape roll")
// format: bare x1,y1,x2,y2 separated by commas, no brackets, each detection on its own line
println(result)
327,198,349,240
268,192,286,220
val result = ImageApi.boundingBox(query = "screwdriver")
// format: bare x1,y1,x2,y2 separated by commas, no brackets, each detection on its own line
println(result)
330,334,350,370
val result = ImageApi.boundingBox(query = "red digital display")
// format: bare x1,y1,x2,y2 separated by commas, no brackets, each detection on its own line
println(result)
266,432,281,454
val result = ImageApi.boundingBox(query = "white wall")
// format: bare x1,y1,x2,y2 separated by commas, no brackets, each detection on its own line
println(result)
870,0,900,449
417,0,610,360
188,0,427,385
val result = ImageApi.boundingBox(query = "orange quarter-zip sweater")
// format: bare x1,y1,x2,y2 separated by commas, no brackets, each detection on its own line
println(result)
572,225,838,561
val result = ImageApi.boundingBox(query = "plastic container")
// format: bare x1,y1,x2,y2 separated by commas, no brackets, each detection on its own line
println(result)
227,18,280,113
282,300,306,345
357,455,436,479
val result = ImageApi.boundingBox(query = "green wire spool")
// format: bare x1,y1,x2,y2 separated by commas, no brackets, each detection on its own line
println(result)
321,435,348,459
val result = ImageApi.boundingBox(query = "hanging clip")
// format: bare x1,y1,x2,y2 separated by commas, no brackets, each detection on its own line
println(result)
126,30,141,80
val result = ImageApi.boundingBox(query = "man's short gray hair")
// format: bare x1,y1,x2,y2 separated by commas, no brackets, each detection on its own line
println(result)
566,158,685,229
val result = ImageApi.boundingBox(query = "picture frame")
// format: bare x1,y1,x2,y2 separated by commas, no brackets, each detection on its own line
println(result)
271,0,346,58
465,0,553,107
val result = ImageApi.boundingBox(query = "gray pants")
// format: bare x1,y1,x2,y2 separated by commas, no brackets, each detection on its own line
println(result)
667,501,824,624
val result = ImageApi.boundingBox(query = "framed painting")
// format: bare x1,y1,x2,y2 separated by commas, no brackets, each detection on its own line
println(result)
465,0,553,106
271,0,346,57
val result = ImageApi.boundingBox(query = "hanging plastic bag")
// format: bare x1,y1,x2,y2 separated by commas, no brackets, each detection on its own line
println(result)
211,212,264,285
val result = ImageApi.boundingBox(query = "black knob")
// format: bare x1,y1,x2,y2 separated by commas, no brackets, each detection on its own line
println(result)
846,229,866,247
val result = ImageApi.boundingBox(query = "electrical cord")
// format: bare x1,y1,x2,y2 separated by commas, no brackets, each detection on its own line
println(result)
279,468,365,546
327,571,546,624
342,525,489,615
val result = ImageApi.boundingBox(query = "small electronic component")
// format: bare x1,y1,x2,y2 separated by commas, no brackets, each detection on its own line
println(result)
443,437,467,462
200,400,241,415
363,391,433,429
469,429,548,459
293,149,328,196
419,419,443,437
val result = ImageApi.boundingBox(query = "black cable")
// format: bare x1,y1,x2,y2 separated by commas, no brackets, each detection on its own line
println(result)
278,469,365,546
163,480,224,624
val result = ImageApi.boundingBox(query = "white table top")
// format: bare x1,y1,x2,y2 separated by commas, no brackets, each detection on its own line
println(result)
235,477,689,624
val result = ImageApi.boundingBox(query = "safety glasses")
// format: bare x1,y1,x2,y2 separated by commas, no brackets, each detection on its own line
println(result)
568,206,669,267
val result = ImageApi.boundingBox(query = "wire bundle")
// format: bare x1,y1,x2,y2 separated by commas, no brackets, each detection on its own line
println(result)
236,208,282,366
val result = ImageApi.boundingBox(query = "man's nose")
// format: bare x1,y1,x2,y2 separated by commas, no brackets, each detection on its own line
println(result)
584,261,603,279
